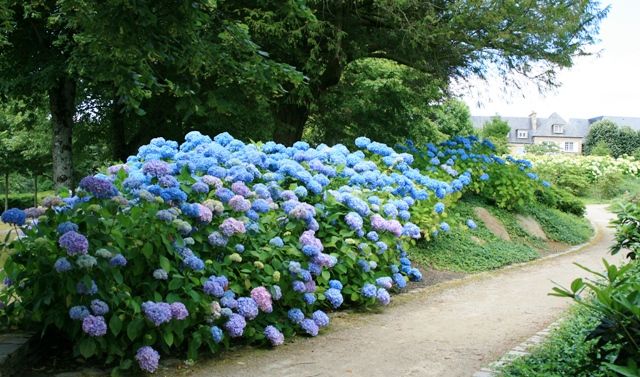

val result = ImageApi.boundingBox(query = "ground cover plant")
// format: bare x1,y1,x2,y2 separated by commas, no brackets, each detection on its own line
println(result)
0,133,553,374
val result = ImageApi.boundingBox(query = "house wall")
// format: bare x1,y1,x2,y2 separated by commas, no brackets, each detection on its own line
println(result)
532,137,583,153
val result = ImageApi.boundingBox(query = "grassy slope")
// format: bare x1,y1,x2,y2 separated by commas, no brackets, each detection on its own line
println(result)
499,305,607,377
409,197,593,273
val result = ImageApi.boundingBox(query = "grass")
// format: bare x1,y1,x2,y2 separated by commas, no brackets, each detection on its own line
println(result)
578,177,640,205
526,205,593,245
499,305,609,377
409,199,540,273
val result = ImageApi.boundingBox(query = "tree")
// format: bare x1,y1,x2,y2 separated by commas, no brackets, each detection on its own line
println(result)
482,116,511,154
0,1,302,188
229,1,608,144
525,141,561,155
584,120,640,157
430,99,475,138
590,140,612,156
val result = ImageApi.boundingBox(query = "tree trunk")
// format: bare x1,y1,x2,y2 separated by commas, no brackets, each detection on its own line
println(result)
49,77,76,191
3,173,8,212
111,100,128,162
272,103,309,145
33,174,38,208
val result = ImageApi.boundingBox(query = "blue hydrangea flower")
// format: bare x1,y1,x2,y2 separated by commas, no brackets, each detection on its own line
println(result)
288,308,304,324
300,318,319,336
1,208,26,226
303,293,316,305
54,257,73,272
69,305,90,320
324,288,343,308
328,280,343,291
361,283,377,298
312,310,330,328
224,313,247,338
109,254,127,267
237,297,259,320
57,221,79,235
90,299,109,315
211,325,224,343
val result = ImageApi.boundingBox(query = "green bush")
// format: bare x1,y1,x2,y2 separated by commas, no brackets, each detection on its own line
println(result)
3,191,55,209
552,261,640,377
526,205,593,245
535,186,585,216
591,171,625,200
500,305,609,377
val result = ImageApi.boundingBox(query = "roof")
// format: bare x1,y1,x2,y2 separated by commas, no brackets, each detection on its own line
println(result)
588,116,640,131
471,113,589,144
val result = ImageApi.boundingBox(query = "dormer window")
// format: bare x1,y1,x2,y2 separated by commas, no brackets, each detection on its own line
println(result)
553,124,564,134
516,130,528,139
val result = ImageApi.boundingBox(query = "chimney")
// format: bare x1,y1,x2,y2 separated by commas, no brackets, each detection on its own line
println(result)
529,111,537,131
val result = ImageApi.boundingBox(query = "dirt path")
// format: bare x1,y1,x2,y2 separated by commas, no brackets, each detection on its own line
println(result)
182,205,624,377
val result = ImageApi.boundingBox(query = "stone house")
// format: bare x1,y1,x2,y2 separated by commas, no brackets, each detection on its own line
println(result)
471,113,640,154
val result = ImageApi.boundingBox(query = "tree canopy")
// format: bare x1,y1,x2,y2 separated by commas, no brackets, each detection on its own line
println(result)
584,120,640,157
0,0,609,191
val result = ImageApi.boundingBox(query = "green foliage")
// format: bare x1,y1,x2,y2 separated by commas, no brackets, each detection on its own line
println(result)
610,201,640,259
551,260,640,376
500,305,609,377
524,142,561,155
481,116,511,154
590,171,625,200
526,205,593,245
535,186,586,217
4,191,55,209
430,99,476,138
306,58,444,146
590,140,612,156
584,120,640,157
411,201,539,273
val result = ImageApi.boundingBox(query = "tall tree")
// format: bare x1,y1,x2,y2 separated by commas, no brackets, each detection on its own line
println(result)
482,116,511,154
229,0,608,144
0,1,302,186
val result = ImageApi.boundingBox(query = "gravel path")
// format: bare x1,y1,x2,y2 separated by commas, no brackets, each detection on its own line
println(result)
183,205,624,377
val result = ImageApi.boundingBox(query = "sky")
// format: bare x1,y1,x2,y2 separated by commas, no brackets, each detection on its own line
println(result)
461,0,640,119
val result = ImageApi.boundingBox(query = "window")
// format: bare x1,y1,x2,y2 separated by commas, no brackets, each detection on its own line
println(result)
516,130,528,139
564,141,574,152
553,124,564,134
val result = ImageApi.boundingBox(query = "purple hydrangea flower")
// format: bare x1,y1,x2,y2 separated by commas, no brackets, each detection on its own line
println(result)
78,176,118,199
312,310,330,328
251,287,273,313
142,301,172,326
59,231,89,256
90,299,109,315
292,280,306,293
135,346,160,373
228,195,251,212
264,325,285,346
224,313,247,338
82,315,107,336
300,318,319,336
142,160,171,177
237,297,259,320
170,302,189,320
219,218,246,237
376,288,391,305
203,276,226,297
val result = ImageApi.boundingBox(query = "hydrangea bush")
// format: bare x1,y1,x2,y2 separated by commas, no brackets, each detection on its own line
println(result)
0,132,550,374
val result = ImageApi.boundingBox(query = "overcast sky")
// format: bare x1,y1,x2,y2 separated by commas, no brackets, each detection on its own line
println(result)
461,0,639,119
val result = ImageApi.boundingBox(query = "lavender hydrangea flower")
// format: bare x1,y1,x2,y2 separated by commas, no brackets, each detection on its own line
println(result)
312,310,330,328
69,305,90,320
59,231,89,256
264,325,285,346
376,277,393,290
78,176,118,199
237,297,259,320
250,287,273,313
170,302,189,320
142,160,171,177
376,288,391,305
90,300,109,315
211,325,224,343
219,218,246,237
1,208,26,226
300,318,319,336
228,195,251,212
142,301,172,326
344,212,363,230
135,346,160,373
54,257,73,272
82,315,107,336
224,313,246,338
